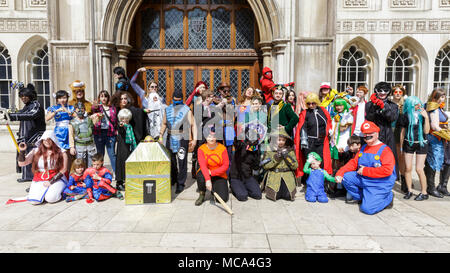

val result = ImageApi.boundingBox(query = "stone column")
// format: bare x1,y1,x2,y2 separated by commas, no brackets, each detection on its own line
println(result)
259,41,273,68
273,39,289,83
98,42,115,94
116,44,133,71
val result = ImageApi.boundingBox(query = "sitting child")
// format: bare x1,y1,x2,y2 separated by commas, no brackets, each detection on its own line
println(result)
341,135,362,204
303,152,335,203
84,153,124,201
64,159,94,203
261,128,298,201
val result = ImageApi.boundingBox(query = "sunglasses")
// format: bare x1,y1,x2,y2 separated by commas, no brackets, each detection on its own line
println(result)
307,103,317,106
393,91,403,95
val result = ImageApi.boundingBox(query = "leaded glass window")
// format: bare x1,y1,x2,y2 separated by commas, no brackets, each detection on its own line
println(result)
31,45,51,109
141,9,160,50
0,45,12,108
385,45,416,96
188,8,207,49
230,69,239,98
165,9,184,49
138,0,255,50
337,45,369,93
434,45,450,111
212,8,231,49
235,8,254,49
202,69,211,88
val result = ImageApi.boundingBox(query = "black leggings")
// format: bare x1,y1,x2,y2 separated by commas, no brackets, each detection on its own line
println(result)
197,171,229,203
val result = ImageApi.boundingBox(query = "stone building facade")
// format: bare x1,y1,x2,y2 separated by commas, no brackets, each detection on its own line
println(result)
0,0,449,112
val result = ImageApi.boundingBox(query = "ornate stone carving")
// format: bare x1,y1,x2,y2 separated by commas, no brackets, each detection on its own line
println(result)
0,0,8,7
391,0,416,7
337,19,450,33
440,0,450,7
343,0,368,8
0,18,47,32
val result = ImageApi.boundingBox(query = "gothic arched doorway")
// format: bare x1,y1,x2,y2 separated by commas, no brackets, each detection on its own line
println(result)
127,0,262,103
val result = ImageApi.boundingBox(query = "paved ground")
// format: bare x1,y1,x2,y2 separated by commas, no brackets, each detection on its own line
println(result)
0,152,450,253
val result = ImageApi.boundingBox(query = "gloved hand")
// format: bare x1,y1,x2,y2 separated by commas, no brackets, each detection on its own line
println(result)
280,148,289,157
284,82,295,88
274,150,283,162
370,94,385,109
0,110,8,121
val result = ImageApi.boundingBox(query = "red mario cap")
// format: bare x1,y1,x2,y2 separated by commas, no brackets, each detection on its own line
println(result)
361,121,380,134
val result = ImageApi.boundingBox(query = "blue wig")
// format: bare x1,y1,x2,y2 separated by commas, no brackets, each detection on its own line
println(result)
403,96,425,147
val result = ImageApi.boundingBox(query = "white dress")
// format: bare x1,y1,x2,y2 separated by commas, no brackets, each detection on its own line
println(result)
331,111,354,152
27,151,68,205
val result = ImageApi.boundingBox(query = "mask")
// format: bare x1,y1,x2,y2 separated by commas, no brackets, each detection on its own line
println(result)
173,100,183,106
364,135,374,141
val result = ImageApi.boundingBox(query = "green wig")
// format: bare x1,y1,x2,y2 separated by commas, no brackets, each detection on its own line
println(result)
333,97,350,113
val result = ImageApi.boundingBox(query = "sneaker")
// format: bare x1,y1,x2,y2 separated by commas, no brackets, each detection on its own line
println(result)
114,191,124,200
414,193,429,201
116,183,125,192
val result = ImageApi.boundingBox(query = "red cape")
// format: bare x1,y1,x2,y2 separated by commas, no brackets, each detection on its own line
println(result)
294,107,333,177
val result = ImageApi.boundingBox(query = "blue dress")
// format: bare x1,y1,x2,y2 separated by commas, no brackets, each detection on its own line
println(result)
47,104,74,150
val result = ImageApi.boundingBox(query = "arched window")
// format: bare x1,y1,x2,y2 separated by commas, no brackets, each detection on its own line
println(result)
0,44,12,108
385,45,417,96
31,45,50,109
139,0,256,50
337,45,370,93
434,44,450,111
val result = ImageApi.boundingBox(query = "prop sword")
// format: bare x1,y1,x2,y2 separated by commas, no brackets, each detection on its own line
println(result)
210,189,234,215
0,107,20,153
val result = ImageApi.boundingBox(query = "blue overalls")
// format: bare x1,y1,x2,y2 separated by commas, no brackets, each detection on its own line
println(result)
342,144,396,215
305,169,329,203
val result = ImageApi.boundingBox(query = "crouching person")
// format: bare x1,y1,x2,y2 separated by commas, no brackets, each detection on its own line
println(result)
261,129,298,201
18,130,68,205
84,154,123,201
229,128,263,202
195,130,230,206
335,121,396,215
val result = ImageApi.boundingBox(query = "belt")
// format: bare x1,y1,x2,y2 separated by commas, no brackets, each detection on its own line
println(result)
56,120,70,127
168,130,184,135
272,168,292,173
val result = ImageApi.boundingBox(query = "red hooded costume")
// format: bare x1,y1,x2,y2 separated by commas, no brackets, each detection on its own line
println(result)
260,67,295,104
294,107,333,177
260,67,276,104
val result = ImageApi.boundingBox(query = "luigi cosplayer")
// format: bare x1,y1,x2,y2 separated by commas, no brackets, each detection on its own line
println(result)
335,121,396,215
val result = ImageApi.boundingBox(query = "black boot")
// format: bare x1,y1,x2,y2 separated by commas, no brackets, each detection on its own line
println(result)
400,175,407,193
437,164,450,196
424,163,443,198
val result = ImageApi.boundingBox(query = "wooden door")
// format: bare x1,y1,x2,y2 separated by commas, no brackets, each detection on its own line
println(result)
142,64,258,104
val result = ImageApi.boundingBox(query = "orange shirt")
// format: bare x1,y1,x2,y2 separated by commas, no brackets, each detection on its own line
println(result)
197,143,229,181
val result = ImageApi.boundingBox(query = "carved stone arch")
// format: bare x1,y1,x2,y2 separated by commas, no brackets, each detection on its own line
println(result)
338,36,379,90
17,35,48,85
387,36,429,97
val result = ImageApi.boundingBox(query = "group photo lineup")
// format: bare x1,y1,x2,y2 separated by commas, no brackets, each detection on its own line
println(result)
0,0,450,256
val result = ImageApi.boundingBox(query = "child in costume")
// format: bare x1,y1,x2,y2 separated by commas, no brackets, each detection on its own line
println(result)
261,128,298,201
69,102,97,167
45,90,74,150
84,154,123,201
118,108,137,152
330,97,353,171
64,159,94,203
303,152,335,203
340,136,362,203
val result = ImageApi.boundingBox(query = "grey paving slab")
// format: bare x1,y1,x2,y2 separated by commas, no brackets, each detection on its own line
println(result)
1,152,450,253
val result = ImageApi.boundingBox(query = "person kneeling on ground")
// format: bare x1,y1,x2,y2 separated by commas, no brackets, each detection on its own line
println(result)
229,127,263,202
84,153,123,201
261,128,298,201
335,121,396,215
